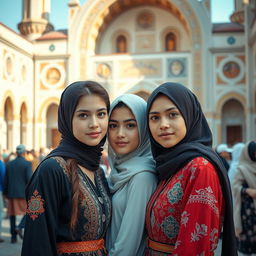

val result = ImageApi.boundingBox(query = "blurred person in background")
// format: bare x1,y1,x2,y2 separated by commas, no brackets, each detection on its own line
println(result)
228,143,245,186
30,149,40,172
232,141,256,256
3,144,32,243
0,154,5,242
216,143,232,172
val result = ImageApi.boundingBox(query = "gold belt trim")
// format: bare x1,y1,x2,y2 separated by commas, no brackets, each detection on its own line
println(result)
57,238,105,254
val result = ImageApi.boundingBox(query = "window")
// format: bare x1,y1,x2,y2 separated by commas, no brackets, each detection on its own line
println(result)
116,35,127,53
165,32,176,51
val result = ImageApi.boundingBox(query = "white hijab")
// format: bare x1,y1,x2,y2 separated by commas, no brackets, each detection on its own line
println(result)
232,142,256,235
108,94,155,193
228,142,245,185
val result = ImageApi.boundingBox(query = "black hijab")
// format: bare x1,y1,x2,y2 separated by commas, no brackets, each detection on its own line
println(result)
248,141,256,162
147,82,237,256
46,81,109,171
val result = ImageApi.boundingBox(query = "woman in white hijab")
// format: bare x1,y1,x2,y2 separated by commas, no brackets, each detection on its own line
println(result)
232,141,256,255
106,94,157,256
228,142,245,185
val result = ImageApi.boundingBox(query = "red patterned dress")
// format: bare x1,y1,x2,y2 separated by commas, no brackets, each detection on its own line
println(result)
145,157,224,256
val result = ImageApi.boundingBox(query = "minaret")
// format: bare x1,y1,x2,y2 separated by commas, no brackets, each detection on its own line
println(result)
68,0,80,27
230,0,247,24
18,0,54,40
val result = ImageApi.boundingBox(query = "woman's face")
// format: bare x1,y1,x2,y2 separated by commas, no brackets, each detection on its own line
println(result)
108,106,139,156
148,94,187,148
72,94,108,146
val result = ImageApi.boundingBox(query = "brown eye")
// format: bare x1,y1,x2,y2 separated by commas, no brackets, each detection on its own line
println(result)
150,115,159,121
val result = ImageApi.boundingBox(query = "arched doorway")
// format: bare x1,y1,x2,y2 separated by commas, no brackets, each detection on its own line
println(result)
134,91,150,101
4,97,14,151
20,103,28,145
46,104,60,149
221,99,245,146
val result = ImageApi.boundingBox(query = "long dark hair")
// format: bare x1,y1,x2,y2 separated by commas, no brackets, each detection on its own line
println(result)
65,81,110,231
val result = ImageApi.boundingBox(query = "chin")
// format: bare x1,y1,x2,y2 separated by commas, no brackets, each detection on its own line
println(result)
81,139,102,146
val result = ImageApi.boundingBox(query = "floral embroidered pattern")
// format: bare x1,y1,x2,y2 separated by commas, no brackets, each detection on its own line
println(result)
174,240,181,249
167,182,183,204
191,223,208,242
161,215,179,239
27,190,45,220
181,211,190,226
189,166,197,181
188,186,219,215
210,228,219,251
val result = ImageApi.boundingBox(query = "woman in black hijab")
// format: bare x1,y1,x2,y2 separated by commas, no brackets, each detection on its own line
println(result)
145,82,237,255
22,81,111,256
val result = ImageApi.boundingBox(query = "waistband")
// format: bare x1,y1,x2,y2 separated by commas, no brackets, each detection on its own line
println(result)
147,237,175,254
57,238,105,254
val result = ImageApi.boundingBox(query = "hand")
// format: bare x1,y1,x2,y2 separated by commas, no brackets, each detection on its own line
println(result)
246,188,256,199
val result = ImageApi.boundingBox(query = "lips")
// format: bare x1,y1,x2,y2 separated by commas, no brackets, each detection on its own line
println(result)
87,131,101,138
159,132,174,138
115,141,128,147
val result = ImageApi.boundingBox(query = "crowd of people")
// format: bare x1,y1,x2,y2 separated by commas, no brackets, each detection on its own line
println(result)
0,146,49,243
0,80,255,256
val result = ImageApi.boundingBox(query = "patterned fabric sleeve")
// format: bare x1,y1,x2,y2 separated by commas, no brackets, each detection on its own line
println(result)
172,159,224,256
21,158,70,256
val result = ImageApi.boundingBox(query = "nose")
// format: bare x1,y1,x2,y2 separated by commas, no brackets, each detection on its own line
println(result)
89,115,99,129
159,117,170,130
117,126,125,138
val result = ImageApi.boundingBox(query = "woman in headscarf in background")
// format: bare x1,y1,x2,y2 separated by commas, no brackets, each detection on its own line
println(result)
22,81,111,256
145,82,237,256
106,94,156,256
228,142,245,186
232,141,256,256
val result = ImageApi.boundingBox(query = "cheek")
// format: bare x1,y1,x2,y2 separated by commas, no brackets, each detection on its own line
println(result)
133,130,140,147
108,130,115,143
149,123,157,137
179,122,187,138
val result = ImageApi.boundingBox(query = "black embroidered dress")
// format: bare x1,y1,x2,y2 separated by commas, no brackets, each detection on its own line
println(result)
21,157,111,256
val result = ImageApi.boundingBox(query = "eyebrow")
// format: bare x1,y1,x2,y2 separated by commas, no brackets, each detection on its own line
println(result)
109,118,136,123
76,107,107,113
149,107,177,115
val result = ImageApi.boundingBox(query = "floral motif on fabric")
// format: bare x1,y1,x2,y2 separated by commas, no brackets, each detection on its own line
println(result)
27,190,45,220
174,240,181,249
181,211,190,226
188,186,219,215
191,223,208,242
145,157,224,256
167,182,183,204
210,228,218,251
161,215,179,239
79,169,111,241
189,166,197,181
54,157,111,242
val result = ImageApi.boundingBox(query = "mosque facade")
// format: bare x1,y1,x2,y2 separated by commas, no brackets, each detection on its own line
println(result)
0,0,255,151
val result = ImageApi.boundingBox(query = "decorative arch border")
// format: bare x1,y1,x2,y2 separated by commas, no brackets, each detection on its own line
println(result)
215,92,246,119
110,29,131,53
19,102,29,123
18,96,33,123
160,26,181,51
1,90,16,120
37,97,59,123
71,0,204,95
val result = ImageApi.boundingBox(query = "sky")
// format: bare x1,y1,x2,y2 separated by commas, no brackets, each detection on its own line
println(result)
0,0,234,33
